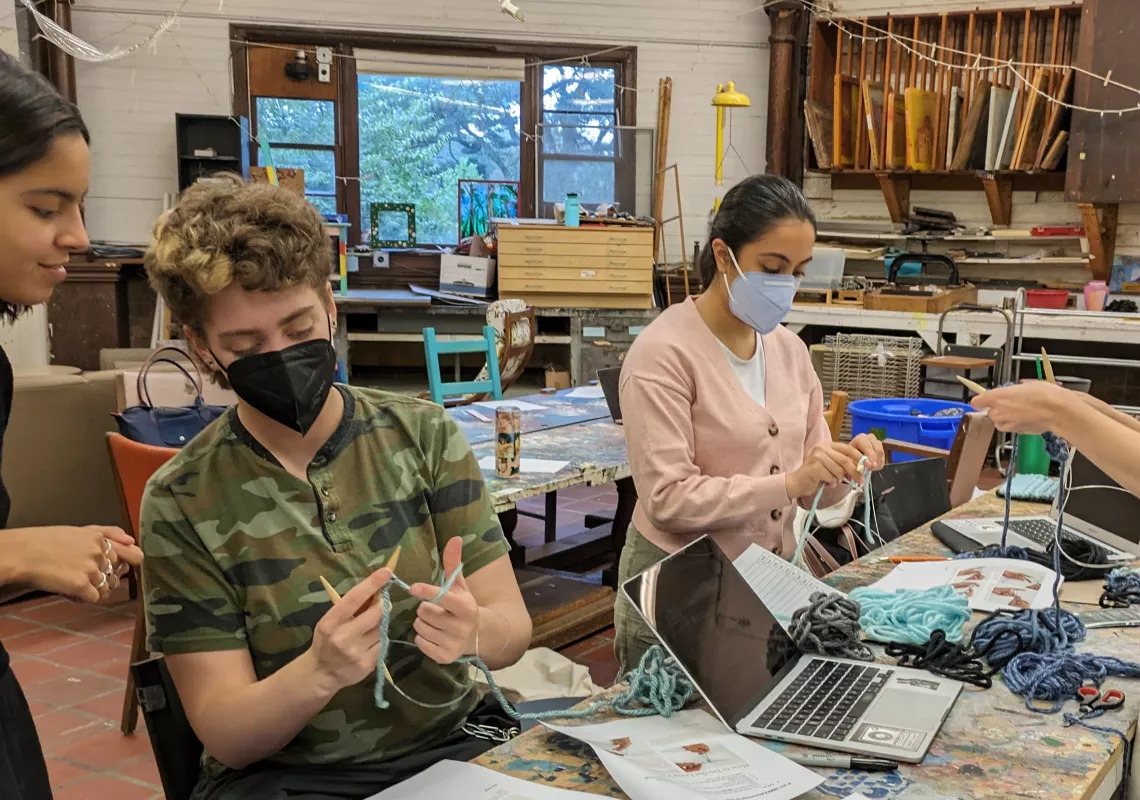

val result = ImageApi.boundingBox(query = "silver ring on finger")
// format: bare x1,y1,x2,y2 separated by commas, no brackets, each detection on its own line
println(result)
102,537,112,556
102,559,114,577
108,572,120,591
95,573,108,590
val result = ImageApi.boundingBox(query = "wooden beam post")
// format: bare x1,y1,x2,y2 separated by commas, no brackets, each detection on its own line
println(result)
1080,202,1119,281
979,173,1014,226
876,172,911,223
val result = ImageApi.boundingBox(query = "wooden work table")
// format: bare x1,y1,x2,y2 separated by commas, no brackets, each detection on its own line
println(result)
474,492,1139,799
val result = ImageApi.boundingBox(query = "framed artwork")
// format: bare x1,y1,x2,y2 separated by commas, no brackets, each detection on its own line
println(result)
370,203,416,249
458,180,520,240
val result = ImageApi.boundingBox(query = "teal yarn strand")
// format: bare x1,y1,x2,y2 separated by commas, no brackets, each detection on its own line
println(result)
791,458,875,570
374,566,460,710
476,645,695,722
375,564,693,720
851,586,972,645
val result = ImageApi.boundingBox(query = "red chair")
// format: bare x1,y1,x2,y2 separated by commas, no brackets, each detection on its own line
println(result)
105,433,178,734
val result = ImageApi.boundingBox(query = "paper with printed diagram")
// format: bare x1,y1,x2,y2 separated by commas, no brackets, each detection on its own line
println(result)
543,709,822,800
367,759,591,798
867,557,1061,612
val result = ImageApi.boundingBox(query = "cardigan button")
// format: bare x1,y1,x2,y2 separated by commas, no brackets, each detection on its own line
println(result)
768,423,780,437
771,509,782,521
770,465,781,475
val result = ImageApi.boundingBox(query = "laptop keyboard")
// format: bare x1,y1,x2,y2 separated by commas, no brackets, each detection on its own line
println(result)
753,659,893,742
1008,518,1079,548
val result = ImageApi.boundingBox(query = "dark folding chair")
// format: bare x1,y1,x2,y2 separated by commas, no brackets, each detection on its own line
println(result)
131,655,203,800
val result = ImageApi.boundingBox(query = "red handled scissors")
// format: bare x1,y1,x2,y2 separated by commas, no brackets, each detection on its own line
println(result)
1077,686,1126,715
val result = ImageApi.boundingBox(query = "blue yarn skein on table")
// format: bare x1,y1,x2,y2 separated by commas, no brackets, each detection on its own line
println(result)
851,586,971,645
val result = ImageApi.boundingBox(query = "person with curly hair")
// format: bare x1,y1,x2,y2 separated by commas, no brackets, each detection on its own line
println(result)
139,176,531,799
0,52,143,800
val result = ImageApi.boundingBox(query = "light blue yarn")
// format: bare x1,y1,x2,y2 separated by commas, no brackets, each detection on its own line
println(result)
850,586,972,645
791,464,875,568
996,474,1059,503
375,563,694,721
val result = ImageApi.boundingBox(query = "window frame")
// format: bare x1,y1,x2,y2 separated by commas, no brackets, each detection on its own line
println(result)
232,27,636,246
251,96,339,214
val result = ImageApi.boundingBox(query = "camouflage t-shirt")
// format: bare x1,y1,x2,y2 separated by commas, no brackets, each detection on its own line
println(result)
140,386,510,778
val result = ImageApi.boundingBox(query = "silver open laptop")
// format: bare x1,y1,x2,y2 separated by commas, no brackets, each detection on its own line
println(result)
935,449,1140,561
621,537,962,763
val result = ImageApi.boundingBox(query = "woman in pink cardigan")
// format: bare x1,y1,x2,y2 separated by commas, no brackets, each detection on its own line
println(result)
614,175,884,672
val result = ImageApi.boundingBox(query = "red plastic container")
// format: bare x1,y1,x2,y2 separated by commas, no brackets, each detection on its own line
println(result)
1025,289,1069,309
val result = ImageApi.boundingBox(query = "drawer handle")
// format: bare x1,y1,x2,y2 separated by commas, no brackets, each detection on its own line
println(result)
610,236,628,242
609,284,629,291
525,259,542,265
525,234,542,240
525,284,543,289
611,272,629,278
609,259,628,266
525,271,543,277
525,247,543,253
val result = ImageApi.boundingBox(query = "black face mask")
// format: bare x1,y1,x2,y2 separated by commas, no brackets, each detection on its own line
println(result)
217,316,338,436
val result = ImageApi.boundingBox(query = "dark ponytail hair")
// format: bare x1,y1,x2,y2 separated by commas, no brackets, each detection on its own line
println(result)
698,174,816,290
0,50,90,179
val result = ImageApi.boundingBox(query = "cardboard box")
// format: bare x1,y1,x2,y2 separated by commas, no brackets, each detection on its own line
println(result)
545,367,571,390
440,254,497,298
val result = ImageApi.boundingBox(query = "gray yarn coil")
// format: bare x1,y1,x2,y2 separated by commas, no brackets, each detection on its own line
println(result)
789,592,874,662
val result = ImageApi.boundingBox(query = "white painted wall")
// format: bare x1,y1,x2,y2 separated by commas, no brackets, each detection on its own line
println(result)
0,0,16,57
70,0,770,259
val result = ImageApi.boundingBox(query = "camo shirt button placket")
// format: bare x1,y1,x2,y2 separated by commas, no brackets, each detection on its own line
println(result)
310,459,350,550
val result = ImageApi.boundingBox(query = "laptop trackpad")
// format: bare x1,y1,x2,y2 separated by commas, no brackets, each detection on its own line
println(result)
850,685,946,755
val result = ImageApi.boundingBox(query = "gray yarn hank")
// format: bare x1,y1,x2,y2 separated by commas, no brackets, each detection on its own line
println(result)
789,592,874,662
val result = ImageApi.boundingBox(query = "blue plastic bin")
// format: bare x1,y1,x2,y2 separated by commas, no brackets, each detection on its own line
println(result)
848,398,973,462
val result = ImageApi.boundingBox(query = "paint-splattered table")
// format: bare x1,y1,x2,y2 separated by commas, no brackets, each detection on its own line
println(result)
451,389,611,447
475,493,1140,799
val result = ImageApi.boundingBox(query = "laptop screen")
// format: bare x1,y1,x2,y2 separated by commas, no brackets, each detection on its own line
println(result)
1060,450,1140,545
622,537,800,726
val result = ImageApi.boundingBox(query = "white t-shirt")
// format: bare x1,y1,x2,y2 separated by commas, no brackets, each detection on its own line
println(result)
717,334,766,406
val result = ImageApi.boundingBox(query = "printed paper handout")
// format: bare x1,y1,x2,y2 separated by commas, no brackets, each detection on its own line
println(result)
367,759,591,798
477,456,569,474
473,399,547,412
543,709,822,800
733,543,845,627
867,557,1062,612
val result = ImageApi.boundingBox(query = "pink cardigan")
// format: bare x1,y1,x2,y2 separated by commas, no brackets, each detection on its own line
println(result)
619,298,846,560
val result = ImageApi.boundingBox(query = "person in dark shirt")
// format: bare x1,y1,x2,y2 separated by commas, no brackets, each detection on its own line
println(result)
0,52,144,798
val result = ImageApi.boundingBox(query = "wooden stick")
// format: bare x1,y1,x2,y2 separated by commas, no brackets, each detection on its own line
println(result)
911,16,920,88
857,20,869,168
965,13,977,113
1048,7,1061,95
935,15,948,169
882,15,894,162
1040,348,1056,384
957,375,989,395
1016,9,1032,126
320,547,402,671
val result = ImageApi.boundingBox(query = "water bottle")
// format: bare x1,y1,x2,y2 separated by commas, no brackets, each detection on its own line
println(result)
565,193,580,227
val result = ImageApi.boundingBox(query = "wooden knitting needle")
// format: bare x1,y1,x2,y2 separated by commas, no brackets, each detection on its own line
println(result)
956,375,989,396
319,546,402,683
1040,347,1057,385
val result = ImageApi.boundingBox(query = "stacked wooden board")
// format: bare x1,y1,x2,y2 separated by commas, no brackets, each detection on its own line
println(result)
806,7,1079,175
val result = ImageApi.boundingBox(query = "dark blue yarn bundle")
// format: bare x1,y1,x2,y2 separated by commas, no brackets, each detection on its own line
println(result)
959,435,1139,783
1101,568,1140,608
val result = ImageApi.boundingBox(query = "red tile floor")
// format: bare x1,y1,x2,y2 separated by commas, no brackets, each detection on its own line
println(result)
0,484,623,799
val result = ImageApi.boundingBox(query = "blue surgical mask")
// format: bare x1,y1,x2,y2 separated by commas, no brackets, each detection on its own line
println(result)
722,249,801,334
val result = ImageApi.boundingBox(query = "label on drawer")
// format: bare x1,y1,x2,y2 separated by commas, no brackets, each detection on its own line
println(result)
629,326,646,336
580,270,596,278
583,326,606,339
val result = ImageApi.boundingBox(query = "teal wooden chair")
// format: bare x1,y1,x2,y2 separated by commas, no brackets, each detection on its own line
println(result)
424,325,503,406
